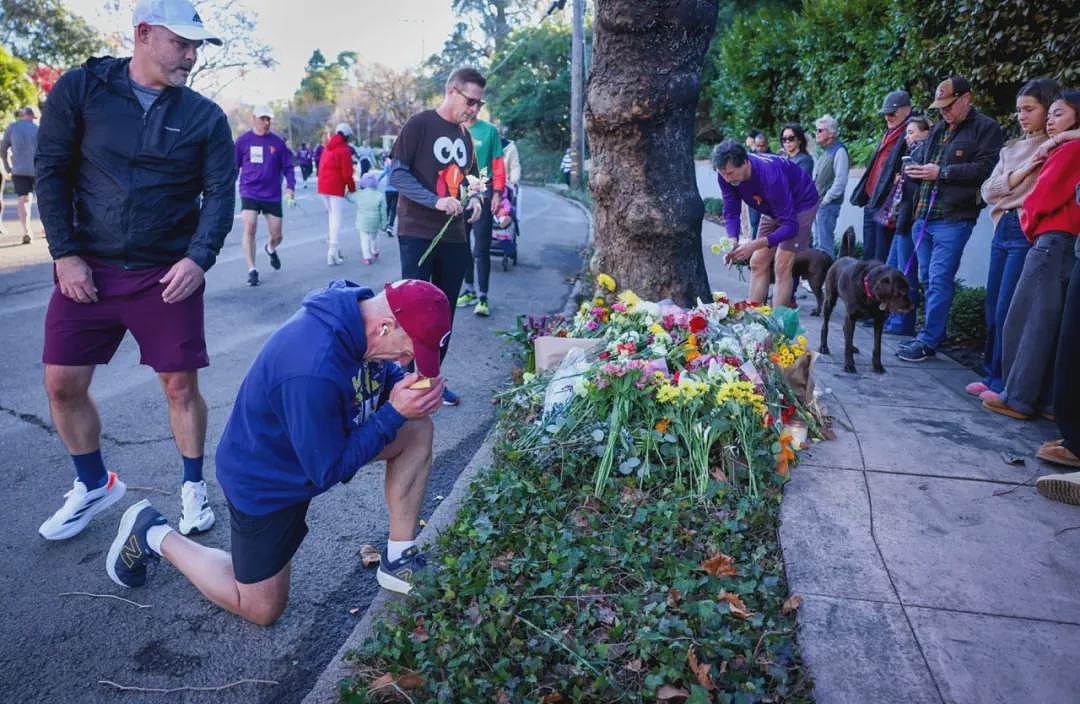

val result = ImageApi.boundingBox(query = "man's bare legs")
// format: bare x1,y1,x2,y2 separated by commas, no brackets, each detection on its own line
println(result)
158,371,207,459
157,418,433,625
241,209,259,270
748,246,796,308
772,248,796,309
44,365,101,454
748,246,773,304
266,213,283,252
17,194,34,238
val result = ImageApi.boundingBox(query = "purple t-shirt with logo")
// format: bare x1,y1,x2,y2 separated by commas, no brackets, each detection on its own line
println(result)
234,130,295,201
718,153,820,246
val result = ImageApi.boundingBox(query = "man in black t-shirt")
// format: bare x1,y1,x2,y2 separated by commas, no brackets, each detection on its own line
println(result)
389,67,485,406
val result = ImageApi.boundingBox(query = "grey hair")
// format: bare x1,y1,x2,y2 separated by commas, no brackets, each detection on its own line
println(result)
815,114,839,137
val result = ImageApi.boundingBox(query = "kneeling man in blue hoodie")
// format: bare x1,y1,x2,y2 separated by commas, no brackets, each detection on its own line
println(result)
103,279,451,625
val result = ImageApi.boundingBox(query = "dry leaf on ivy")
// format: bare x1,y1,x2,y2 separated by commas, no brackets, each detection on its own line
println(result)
368,670,424,693
411,617,429,642
624,658,644,673
782,594,803,615
491,551,515,571
711,465,728,483
701,552,738,578
656,684,690,702
358,544,380,568
687,645,715,690
541,693,565,703
497,689,511,704
719,591,751,618
667,587,682,607
467,599,483,626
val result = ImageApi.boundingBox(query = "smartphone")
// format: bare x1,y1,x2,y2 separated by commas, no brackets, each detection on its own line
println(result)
901,156,914,168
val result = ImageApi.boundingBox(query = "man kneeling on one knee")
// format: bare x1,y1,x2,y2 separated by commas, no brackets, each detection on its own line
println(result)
104,279,449,625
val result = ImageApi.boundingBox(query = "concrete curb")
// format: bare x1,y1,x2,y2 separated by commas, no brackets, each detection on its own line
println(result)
302,187,594,704
301,434,496,704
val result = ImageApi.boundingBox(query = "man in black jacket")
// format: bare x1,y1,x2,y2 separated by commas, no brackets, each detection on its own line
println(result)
851,90,913,261
898,76,1003,362
35,0,236,543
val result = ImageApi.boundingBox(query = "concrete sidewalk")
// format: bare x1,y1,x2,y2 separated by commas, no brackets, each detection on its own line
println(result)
701,219,1080,704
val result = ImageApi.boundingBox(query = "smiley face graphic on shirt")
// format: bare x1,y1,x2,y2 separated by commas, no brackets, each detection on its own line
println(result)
433,135,468,198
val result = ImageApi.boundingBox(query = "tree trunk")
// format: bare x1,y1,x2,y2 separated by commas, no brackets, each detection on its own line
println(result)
586,0,718,306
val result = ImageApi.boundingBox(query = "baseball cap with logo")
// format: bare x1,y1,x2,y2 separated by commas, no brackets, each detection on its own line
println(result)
878,90,912,115
335,122,354,137
132,0,223,46
253,105,273,119
929,76,971,110
384,280,451,378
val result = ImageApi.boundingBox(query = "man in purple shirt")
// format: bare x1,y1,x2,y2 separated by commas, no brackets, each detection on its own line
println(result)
713,140,820,309
235,105,295,287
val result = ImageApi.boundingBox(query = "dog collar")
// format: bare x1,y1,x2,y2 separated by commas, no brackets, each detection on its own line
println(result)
863,274,873,299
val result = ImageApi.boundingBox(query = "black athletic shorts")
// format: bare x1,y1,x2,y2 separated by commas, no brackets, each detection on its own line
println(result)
12,175,34,196
240,197,283,217
228,498,310,584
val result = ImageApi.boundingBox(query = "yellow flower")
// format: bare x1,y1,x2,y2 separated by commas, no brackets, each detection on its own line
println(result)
710,243,723,255
656,384,681,404
756,304,772,316
596,273,617,292
649,323,665,335
797,335,808,347
617,290,641,309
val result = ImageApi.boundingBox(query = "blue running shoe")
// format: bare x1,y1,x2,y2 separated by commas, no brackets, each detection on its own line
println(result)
442,387,460,406
106,500,166,588
377,545,430,594
897,342,936,362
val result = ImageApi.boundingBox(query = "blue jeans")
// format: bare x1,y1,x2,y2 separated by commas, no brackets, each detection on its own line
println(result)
914,218,976,350
814,202,841,255
981,211,1030,391
862,207,894,262
884,230,920,335
749,207,761,237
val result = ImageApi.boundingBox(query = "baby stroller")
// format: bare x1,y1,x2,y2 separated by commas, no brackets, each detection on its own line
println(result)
489,187,519,271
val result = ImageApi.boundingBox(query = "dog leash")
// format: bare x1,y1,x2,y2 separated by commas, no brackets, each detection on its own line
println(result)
903,186,937,279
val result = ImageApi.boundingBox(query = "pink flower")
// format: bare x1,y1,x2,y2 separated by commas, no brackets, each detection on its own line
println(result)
643,357,669,377
586,320,599,331
611,302,627,313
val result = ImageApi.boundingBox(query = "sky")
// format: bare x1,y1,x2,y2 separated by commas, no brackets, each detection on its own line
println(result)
66,0,459,104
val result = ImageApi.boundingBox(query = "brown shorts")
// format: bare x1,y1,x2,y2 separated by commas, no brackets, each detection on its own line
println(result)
757,205,817,252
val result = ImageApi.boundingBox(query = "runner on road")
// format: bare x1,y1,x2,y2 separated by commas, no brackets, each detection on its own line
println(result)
296,142,314,188
34,0,234,542
235,105,294,287
105,280,449,625
1,106,40,244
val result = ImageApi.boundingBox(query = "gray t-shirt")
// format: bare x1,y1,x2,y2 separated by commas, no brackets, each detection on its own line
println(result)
1,119,38,176
129,78,162,114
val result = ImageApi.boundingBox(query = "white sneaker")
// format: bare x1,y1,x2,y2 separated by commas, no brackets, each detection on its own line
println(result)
326,248,345,266
39,472,126,540
178,480,215,535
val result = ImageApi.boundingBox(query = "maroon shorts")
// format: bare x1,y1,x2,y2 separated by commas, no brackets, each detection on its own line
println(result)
757,205,817,253
43,257,209,372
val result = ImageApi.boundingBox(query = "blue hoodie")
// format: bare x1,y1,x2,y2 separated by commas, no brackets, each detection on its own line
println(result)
216,281,406,515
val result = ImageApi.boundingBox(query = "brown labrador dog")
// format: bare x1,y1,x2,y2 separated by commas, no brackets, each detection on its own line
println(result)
819,258,914,374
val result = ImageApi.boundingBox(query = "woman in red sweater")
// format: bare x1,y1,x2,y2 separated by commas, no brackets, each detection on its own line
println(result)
984,91,1080,427
317,123,357,265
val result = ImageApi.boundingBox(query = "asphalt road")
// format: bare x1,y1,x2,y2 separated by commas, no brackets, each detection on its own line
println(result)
0,184,588,703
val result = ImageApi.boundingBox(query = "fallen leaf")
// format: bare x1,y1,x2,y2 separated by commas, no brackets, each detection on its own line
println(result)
719,591,751,618
711,465,728,483
782,594,803,615
687,645,715,691
466,599,483,626
701,552,738,578
358,544,381,568
624,658,644,673
491,551,515,571
348,607,360,614
541,693,565,703
656,684,690,701
412,616,429,642
667,587,682,607
368,673,394,692
595,604,616,626
397,671,424,690
497,688,512,704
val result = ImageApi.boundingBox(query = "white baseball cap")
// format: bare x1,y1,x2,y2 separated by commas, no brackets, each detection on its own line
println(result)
253,105,273,118
132,0,223,46
335,122,354,137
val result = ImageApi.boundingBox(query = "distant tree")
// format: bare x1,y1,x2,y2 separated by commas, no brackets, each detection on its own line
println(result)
0,46,38,118
485,23,576,150
419,22,487,102
0,0,104,69
587,0,718,305
451,0,534,56
296,50,356,106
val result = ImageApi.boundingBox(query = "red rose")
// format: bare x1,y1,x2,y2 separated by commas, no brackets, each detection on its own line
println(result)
689,316,707,333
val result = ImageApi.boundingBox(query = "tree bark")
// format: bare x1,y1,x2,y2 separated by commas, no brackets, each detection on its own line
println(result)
586,0,718,306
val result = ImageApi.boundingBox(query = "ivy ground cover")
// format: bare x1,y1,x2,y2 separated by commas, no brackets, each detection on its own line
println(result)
339,277,822,703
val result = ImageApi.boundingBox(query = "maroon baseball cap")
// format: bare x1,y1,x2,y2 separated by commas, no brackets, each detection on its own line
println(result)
384,280,451,378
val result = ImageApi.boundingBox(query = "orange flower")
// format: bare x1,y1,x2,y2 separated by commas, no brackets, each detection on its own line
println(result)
655,418,670,433
687,334,698,348
685,350,701,363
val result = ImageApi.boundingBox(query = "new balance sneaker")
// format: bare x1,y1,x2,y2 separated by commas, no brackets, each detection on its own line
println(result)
265,244,282,270
456,290,477,308
178,480,215,535
106,500,166,588
38,472,126,541
247,269,260,287
474,299,490,317
377,545,429,594
441,387,460,406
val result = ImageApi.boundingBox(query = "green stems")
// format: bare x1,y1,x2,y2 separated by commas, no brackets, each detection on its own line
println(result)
417,214,455,267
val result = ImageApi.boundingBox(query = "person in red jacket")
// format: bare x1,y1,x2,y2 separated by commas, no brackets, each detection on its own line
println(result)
984,91,1080,425
317,123,357,265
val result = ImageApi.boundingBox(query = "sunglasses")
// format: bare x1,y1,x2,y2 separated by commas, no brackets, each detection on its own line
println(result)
453,86,485,109
781,135,798,142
